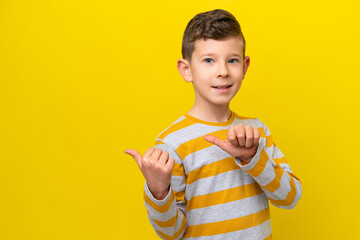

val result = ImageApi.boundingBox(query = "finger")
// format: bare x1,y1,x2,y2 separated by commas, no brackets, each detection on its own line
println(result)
159,151,169,165
150,148,163,162
244,125,254,148
227,125,239,147
166,157,175,171
142,147,155,163
204,135,226,149
253,128,261,146
124,149,143,168
235,124,245,147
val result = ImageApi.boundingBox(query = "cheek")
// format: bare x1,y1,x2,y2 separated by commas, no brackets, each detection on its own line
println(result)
193,78,208,92
232,68,244,78
233,81,243,92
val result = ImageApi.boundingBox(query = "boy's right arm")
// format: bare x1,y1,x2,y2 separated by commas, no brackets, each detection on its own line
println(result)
125,144,187,239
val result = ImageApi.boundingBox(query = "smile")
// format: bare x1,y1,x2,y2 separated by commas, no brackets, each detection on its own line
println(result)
212,84,233,89
212,85,232,93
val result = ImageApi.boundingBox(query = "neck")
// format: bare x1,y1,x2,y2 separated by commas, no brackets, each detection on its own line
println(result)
187,101,232,123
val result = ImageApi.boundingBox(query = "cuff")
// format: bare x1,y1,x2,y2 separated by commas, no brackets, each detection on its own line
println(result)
144,181,172,205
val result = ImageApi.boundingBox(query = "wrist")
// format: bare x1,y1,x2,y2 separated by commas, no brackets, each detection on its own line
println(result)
149,185,170,200
153,191,169,200
237,157,252,165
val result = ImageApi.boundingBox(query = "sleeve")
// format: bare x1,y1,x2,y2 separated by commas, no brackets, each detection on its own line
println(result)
143,140,187,239
234,119,302,209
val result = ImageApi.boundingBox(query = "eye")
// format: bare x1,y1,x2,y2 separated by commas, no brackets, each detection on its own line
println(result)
228,59,239,64
204,58,214,63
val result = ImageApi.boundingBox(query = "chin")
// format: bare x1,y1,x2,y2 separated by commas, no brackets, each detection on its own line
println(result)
212,99,233,106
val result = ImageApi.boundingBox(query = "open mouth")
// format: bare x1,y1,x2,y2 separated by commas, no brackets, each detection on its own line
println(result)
212,85,233,89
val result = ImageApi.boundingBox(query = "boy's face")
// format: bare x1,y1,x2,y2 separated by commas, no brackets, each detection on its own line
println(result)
178,36,250,108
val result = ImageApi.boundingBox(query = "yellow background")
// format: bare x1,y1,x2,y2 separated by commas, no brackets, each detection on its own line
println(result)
1,0,359,239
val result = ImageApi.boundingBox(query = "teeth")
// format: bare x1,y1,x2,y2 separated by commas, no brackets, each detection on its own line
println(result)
215,85,231,89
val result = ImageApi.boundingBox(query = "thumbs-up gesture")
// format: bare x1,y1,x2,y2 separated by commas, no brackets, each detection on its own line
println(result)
124,147,175,200
204,123,261,165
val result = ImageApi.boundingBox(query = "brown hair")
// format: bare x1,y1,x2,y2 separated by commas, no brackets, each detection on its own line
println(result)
182,9,246,62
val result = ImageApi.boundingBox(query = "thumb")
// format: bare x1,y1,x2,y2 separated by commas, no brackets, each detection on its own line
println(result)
204,135,226,149
124,149,142,168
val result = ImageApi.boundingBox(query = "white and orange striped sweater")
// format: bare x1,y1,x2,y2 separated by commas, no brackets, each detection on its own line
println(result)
144,110,302,240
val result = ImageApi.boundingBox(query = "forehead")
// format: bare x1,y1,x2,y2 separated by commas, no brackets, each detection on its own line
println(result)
192,37,244,58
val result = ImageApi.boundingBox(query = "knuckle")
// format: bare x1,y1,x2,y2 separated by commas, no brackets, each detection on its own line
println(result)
160,166,169,174
236,125,244,133
155,163,162,170
142,160,149,168
162,152,169,160
229,137,235,141
245,125,252,130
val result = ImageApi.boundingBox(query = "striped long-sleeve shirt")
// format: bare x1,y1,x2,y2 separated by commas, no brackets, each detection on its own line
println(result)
144,110,302,240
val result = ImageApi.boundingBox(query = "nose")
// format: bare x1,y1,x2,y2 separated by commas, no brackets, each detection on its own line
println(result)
216,61,230,78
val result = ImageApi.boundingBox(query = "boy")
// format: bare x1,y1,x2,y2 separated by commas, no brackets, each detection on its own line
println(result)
125,9,302,240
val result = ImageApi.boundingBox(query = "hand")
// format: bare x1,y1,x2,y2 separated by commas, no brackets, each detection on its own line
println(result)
124,147,175,200
204,123,260,164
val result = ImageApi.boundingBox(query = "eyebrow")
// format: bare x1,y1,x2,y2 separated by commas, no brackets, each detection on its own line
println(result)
199,53,241,58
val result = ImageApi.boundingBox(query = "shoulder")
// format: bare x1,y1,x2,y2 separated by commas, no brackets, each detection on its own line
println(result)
154,115,193,147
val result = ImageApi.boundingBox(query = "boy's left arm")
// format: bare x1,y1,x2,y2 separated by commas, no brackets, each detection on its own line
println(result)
204,119,302,209
238,124,302,209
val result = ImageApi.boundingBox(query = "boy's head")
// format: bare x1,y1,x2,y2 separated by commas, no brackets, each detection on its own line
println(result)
177,9,250,109
182,9,246,62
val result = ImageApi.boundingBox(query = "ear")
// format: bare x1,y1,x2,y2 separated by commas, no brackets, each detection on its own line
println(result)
177,58,193,83
242,56,250,80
